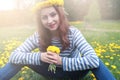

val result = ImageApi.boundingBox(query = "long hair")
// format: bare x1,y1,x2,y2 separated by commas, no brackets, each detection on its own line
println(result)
36,6,70,52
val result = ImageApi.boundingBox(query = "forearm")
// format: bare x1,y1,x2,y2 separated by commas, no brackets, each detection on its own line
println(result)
62,55,99,71
9,51,41,65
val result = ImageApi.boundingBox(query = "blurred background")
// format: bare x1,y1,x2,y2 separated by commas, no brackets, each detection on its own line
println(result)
0,0,120,26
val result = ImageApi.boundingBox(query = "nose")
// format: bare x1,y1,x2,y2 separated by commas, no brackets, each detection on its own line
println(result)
47,16,53,24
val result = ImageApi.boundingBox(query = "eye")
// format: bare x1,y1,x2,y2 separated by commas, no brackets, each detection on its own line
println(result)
41,16,47,20
50,12,57,17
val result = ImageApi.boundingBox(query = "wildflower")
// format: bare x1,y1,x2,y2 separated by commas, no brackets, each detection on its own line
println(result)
110,57,114,60
93,78,97,80
105,62,110,66
90,73,95,77
111,65,117,69
18,77,24,80
32,0,64,12
22,71,27,74
47,45,60,73
47,45,60,54
100,56,104,58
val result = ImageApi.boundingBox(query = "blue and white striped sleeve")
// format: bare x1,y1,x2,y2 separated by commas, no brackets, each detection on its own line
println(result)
62,28,99,71
9,32,41,65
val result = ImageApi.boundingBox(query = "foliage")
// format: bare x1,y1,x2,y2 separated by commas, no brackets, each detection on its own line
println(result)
98,0,120,20
84,0,101,22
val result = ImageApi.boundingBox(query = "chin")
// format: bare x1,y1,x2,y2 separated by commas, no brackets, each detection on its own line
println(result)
50,29,57,31
49,27,58,31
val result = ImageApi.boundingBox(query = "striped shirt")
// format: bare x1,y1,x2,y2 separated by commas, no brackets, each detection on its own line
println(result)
9,26,99,71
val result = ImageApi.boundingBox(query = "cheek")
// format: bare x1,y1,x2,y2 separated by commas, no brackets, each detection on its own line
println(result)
41,20,46,26
56,16,60,24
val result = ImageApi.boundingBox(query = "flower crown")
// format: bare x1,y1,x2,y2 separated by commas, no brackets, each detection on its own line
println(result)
32,0,64,12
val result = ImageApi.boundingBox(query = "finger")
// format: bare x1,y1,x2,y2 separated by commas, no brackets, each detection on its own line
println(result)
45,58,57,64
47,52,56,56
47,53,58,60
49,59,57,64
41,53,53,63
43,56,56,64
47,55,56,61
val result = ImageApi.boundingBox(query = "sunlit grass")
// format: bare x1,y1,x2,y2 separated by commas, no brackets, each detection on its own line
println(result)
0,25,36,51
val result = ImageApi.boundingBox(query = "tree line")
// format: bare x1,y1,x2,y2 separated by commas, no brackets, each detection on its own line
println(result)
14,0,120,20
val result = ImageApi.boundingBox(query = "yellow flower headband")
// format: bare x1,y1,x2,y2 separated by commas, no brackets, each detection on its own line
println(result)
32,0,64,12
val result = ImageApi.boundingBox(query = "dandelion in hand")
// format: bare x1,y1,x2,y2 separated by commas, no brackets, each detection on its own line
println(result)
47,45,60,73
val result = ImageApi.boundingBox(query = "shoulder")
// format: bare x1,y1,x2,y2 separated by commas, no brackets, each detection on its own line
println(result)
29,31,39,39
33,31,39,38
27,31,39,43
68,26,81,35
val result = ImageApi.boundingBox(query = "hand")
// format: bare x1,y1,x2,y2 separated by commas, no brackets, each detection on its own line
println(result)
47,52,62,65
41,52,62,65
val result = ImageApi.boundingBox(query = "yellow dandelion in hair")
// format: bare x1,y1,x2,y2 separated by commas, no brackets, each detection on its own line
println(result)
32,0,64,12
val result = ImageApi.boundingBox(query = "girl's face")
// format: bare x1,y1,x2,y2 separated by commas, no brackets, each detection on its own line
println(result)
40,7,60,31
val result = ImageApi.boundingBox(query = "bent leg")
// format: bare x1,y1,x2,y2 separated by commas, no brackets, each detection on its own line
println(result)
0,63,24,80
27,63,89,80
91,59,116,80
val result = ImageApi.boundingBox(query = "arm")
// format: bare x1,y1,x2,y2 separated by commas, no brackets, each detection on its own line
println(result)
62,28,99,71
9,32,41,65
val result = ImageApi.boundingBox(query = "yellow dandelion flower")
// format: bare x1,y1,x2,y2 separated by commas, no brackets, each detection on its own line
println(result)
22,71,27,74
24,66,29,70
117,55,120,57
47,45,60,54
57,0,64,6
110,49,115,52
109,43,115,47
113,54,116,56
49,0,56,5
0,60,4,65
110,57,114,60
100,56,104,58
105,56,110,58
32,0,64,12
47,45,60,73
93,78,97,80
111,65,117,69
18,77,24,80
90,73,95,77
105,62,110,66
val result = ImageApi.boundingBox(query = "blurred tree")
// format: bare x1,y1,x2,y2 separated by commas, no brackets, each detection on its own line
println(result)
84,0,101,22
98,0,120,20
13,0,120,20
64,0,91,21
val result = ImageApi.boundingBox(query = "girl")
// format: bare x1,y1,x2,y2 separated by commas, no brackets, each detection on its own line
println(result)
0,0,116,80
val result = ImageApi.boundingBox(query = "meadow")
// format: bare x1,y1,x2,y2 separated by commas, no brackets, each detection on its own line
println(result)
0,20,120,80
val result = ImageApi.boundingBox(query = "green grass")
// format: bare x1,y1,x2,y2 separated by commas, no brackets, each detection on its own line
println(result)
82,31,120,44
91,20,120,30
75,20,120,44
0,25,36,50
0,20,120,80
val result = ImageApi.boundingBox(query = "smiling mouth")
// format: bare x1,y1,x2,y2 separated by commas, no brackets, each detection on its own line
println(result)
49,24,56,28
